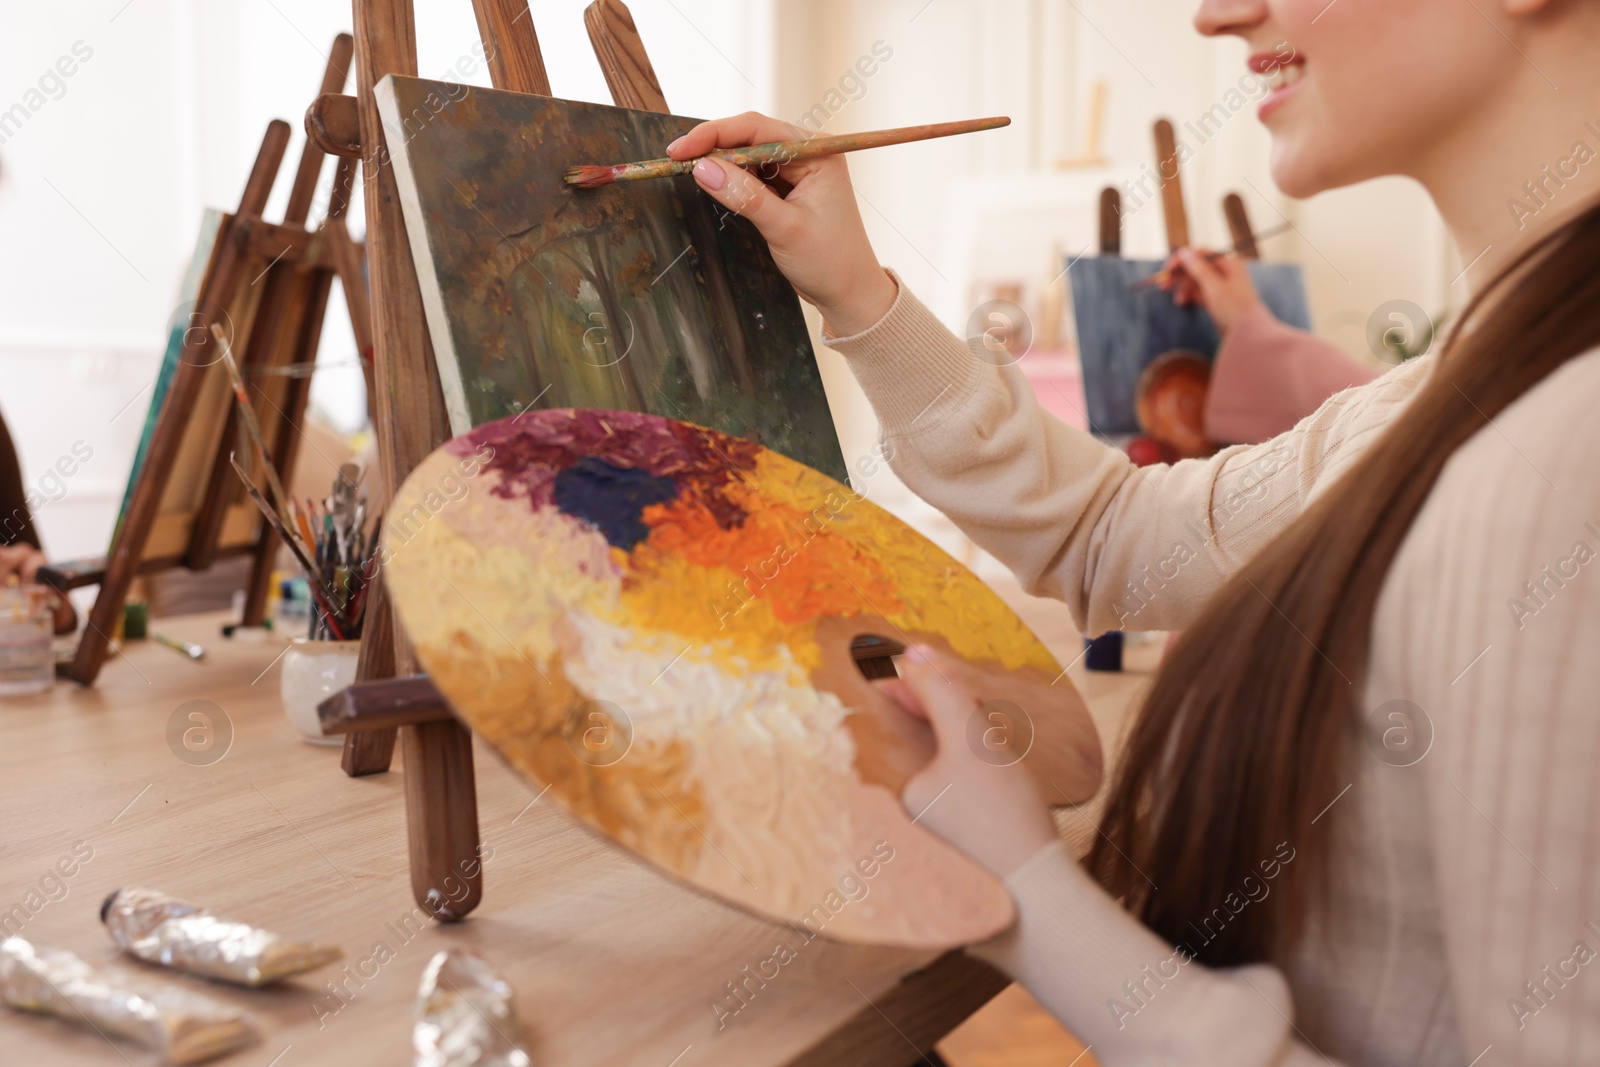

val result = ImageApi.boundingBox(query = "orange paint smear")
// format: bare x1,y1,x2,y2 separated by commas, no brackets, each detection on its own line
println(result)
638,491,902,628
614,450,1055,677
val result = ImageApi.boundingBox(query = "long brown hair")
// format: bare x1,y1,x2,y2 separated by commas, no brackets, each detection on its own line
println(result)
1087,199,1600,967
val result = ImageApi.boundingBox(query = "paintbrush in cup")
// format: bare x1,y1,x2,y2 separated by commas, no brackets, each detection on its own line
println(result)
564,116,1011,189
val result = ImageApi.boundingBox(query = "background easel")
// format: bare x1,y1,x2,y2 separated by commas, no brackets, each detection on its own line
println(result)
1156,119,1267,262
42,37,372,686
1072,115,1289,437
1079,120,1265,675
1152,118,1263,261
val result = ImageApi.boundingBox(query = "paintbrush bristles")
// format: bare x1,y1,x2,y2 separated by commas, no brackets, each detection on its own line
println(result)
564,164,622,189
565,157,697,188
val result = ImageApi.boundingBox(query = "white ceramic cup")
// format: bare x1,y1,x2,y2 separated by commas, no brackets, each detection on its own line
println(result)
280,637,360,746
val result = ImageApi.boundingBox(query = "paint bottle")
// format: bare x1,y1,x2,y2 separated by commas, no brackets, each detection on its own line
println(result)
1084,630,1124,673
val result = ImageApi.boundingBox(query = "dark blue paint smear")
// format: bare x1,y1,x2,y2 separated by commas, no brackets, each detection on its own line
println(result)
552,457,679,551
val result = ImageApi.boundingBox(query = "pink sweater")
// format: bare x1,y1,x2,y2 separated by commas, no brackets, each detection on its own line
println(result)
825,275,1600,1066
1204,303,1380,444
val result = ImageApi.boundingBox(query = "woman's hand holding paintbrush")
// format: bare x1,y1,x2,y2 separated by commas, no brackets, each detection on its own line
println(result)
1131,221,1293,294
653,113,904,337
1134,222,1293,333
1157,247,1267,334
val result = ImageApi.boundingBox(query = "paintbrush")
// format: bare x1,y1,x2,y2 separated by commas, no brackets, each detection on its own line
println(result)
564,116,1011,189
228,454,348,639
1129,222,1296,291
152,632,206,661
212,324,295,521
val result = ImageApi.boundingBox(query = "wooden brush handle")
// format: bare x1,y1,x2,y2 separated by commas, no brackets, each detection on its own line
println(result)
720,116,1010,168
596,116,1011,184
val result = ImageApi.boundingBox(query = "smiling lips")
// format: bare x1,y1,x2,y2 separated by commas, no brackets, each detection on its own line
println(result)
1251,50,1307,121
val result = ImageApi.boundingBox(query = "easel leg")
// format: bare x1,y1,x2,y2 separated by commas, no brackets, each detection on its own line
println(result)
241,528,278,627
1222,192,1260,260
344,572,400,775
343,729,399,777
403,720,482,921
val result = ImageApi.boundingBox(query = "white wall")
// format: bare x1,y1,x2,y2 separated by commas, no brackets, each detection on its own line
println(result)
0,0,775,562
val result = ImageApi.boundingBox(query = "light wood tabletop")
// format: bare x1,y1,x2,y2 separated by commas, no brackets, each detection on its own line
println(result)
0,584,1155,1067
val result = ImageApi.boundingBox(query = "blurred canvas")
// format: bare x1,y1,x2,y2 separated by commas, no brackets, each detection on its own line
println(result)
1069,256,1312,437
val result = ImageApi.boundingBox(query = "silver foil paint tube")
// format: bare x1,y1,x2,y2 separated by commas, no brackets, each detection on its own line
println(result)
414,948,532,1067
0,936,259,1064
102,886,344,987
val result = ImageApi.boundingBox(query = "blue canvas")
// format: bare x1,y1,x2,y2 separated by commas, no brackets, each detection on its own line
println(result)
1068,257,1312,437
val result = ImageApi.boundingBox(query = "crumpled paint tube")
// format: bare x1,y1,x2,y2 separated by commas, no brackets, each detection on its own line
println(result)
0,937,258,1065
102,886,343,987
414,949,532,1067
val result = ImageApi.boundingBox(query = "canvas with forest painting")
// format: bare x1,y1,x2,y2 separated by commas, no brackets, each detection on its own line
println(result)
376,75,847,482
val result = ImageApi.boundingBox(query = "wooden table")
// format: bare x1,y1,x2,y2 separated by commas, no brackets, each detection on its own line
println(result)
0,589,1156,1066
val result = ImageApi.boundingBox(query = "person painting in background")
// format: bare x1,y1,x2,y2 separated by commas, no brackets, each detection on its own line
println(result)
668,0,1600,1061
0,408,76,634
1166,246,1380,443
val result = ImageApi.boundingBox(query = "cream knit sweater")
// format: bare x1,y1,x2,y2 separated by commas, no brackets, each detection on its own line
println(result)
825,276,1600,1066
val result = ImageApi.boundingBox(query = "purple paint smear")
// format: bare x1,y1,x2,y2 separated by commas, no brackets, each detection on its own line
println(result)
451,408,761,529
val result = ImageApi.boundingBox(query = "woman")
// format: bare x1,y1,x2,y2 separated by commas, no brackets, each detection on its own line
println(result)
668,0,1600,1062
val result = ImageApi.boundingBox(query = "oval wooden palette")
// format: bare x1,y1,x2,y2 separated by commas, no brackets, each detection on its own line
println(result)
382,409,1101,949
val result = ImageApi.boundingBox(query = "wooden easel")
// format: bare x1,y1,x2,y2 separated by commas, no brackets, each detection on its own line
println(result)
308,9,1064,1050
311,0,921,925
298,0,686,925
42,37,373,686
1080,123,1261,679
1155,117,1264,259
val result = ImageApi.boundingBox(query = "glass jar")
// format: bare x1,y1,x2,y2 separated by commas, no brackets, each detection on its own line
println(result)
0,584,54,696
